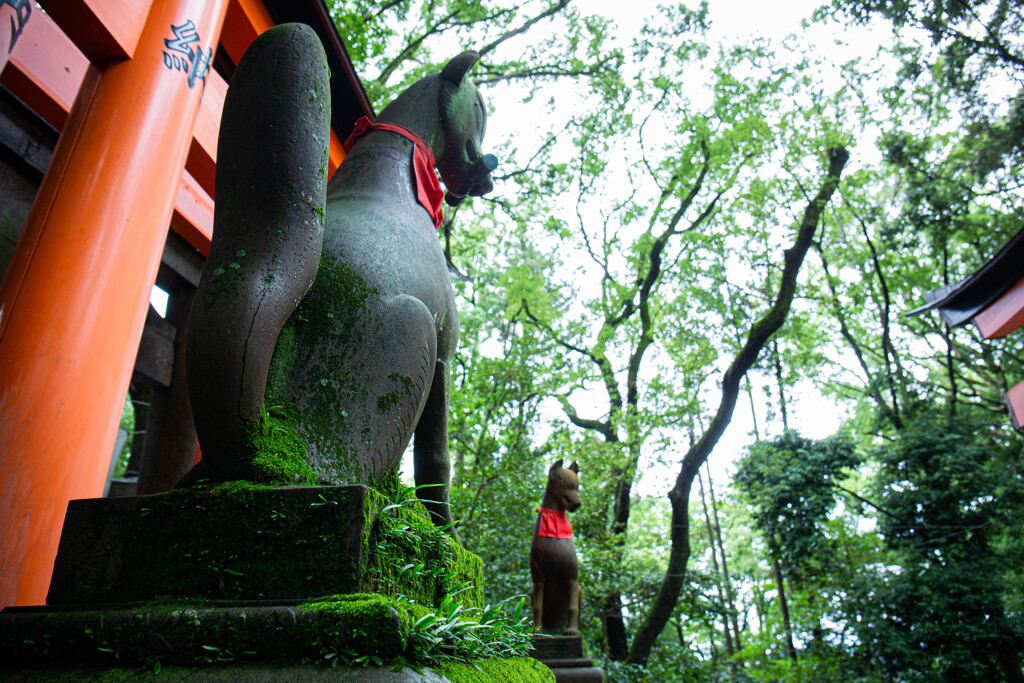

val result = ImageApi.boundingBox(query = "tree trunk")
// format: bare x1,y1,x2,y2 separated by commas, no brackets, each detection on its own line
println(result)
772,552,797,662
624,147,849,666
699,471,734,656
707,467,742,655
603,592,629,661
772,339,789,431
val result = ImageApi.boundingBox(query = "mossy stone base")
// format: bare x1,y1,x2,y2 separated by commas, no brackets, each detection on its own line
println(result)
1,597,404,666
0,664,454,682
0,598,553,681
0,661,552,682
46,484,482,607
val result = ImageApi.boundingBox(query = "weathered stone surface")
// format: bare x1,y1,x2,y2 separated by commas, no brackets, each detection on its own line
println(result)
1,598,404,665
46,485,483,607
47,485,373,604
529,635,604,683
1,666,454,682
0,597,547,681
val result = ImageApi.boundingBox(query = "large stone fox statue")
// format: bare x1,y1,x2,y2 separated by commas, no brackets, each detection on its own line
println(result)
182,23,496,529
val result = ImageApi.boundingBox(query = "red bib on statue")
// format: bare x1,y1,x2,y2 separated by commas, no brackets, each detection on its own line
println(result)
536,508,573,539
343,116,444,228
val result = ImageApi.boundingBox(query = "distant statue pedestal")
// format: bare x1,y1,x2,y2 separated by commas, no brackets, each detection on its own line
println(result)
529,634,605,682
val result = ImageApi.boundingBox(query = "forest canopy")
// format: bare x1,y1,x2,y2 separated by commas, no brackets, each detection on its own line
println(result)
328,0,1024,680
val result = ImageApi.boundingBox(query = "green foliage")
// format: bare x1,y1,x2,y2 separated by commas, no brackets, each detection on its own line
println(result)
848,417,1024,682
734,431,859,576
112,395,134,478
373,485,484,608
407,593,533,663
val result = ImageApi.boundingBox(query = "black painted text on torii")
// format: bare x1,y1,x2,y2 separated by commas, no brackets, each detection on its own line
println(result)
163,20,212,90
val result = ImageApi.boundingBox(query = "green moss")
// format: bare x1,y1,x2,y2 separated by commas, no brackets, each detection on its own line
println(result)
439,658,556,683
388,372,417,393
243,412,317,485
264,251,379,484
369,467,402,502
367,490,484,608
264,324,297,402
298,593,409,658
376,390,401,413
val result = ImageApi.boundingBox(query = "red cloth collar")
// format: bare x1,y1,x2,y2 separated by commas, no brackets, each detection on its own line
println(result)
536,508,573,539
343,115,444,229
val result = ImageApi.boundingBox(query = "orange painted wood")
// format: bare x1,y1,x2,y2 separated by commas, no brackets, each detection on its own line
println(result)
38,0,151,61
220,0,274,65
1008,381,1024,430
185,67,227,197
0,8,88,129
171,169,215,254
329,128,345,176
0,0,229,609
975,275,1024,339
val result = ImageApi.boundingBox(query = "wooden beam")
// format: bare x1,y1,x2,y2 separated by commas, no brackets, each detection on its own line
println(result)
135,314,176,388
184,68,227,197
171,169,214,254
220,0,274,65
974,274,1024,339
0,9,88,130
38,0,151,62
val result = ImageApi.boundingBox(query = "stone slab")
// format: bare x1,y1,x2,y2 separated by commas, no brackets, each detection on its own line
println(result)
0,601,554,682
530,634,583,659
529,634,604,683
47,485,376,604
545,666,605,683
0,664,455,682
0,598,404,666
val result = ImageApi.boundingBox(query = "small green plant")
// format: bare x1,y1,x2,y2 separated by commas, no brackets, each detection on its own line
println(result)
323,648,383,668
197,644,254,663
406,594,533,664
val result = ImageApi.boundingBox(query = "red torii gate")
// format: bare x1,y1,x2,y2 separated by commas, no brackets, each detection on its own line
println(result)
0,0,371,608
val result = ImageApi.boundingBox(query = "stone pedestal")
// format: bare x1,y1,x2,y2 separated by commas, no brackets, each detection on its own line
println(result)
530,634,605,682
0,484,548,681
43,484,481,606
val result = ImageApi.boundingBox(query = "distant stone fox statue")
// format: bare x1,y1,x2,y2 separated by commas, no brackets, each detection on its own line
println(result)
530,459,582,635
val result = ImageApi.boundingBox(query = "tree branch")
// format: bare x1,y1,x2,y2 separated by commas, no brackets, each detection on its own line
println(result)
626,146,850,666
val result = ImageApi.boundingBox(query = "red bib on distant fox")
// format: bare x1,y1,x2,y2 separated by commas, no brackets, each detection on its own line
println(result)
536,508,573,539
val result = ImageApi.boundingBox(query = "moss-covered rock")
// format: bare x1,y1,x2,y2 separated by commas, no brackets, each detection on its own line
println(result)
47,484,482,608
1,595,542,680
438,658,555,683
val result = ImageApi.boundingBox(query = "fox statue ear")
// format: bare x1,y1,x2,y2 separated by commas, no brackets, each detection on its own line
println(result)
568,460,579,474
551,459,564,473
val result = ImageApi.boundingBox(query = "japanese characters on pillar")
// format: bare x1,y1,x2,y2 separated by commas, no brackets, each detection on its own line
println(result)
1,0,31,53
0,0,229,608
162,19,212,90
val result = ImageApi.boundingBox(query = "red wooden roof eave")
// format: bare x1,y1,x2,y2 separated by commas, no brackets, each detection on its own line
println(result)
972,273,1024,339
908,225,1024,330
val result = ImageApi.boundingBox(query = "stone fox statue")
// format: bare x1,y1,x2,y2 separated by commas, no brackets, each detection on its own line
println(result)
530,459,583,635
182,23,497,529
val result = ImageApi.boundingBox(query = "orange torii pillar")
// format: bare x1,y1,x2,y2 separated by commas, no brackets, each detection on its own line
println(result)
0,0,229,607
